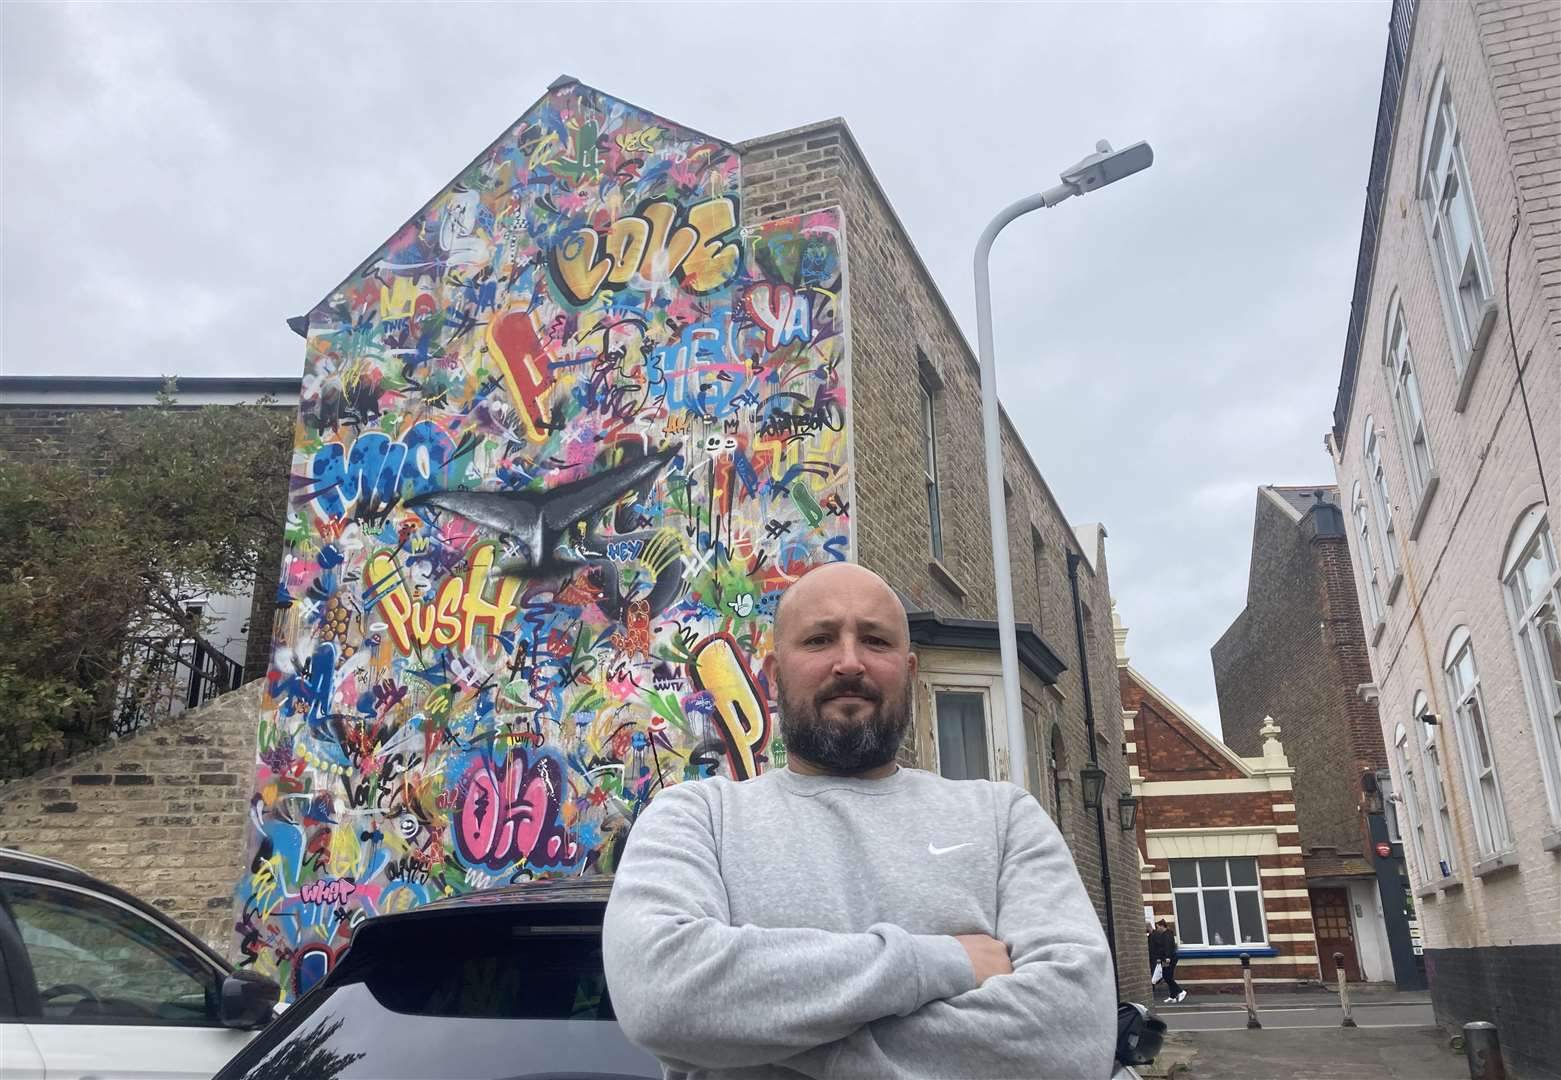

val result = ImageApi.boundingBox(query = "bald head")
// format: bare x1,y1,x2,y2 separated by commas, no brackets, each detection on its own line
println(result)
764,563,917,776
772,563,910,649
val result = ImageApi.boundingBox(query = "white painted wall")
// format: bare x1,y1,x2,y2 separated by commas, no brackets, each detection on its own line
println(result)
1347,879,1394,983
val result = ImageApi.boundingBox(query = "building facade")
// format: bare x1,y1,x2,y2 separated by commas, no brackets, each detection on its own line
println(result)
191,77,1150,1003
1328,0,1559,1072
1120,618,1323,993
1211,485,1423,988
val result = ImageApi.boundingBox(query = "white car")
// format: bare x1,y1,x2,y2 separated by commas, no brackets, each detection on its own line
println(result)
0,848,278,1079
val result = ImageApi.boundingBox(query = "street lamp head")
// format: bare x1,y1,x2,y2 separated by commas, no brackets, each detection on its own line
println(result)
1079,763,1107,811
1041,139,1155,207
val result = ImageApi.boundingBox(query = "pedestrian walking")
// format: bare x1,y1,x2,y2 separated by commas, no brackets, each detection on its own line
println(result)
1149,918,1186,1003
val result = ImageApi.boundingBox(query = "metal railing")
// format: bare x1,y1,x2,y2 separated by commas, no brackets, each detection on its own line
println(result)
112,635,244,737
1333,0,1419,447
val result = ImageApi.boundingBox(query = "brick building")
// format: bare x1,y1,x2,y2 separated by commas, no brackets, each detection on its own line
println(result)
1211,485,1423,988
1327,0,1559,1071
1118,614,1322,993
2,84,1147,999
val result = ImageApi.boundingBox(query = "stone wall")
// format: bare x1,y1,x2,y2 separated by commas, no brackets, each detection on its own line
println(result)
0,682,259,957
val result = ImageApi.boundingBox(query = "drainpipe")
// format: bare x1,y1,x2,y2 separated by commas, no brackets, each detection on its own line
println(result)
1068,549,1118,991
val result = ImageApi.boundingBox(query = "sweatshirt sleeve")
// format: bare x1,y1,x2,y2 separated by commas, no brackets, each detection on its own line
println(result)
788,788,1118,1080
601,780,978,1070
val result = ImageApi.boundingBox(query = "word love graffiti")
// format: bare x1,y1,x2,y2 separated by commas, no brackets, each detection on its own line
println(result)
455,751,581,871
550,196,742,304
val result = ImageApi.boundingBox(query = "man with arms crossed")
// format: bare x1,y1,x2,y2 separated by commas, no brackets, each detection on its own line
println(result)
603,563,1116,1078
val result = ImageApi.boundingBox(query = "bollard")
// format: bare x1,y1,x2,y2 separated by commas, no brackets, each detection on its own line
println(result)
1464,1021,1506,1080
1334,953,1357,1028
1240,952,1261,1029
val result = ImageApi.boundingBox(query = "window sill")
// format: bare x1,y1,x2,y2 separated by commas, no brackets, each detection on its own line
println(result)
1407,472,1441,541
1370,618,1387,646
1180,946,1279,959
928,558,967,599
1453,299,1498,414
1472,850,1520,879
1385,570,1404,605
1542,829,1561,854
1414,879,1440,899
1439,874,1464,893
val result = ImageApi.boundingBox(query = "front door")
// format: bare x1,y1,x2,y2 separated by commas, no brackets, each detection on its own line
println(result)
1310,887,1362,982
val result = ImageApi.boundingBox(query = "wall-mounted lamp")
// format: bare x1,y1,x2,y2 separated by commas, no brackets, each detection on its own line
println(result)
1080,763,1107,811
1117,793,1138,831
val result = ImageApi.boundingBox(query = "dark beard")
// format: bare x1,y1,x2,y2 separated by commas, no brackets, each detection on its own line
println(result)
775,670,911,774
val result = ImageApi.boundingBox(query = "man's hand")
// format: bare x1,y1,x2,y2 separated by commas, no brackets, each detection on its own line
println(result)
954,934,1013,985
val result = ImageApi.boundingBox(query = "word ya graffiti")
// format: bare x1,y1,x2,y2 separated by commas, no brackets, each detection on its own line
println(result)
365,543,520,655
550,196,741,304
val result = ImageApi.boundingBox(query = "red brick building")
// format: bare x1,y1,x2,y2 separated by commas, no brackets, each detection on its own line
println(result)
1118,615,1322,992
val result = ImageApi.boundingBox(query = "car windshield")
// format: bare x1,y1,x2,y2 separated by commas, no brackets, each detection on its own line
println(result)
225,926,659,1079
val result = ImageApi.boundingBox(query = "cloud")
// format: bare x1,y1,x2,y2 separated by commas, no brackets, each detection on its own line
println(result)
0,0,1392,721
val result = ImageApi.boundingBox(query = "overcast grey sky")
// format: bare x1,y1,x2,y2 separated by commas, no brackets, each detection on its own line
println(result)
1,0,1392,738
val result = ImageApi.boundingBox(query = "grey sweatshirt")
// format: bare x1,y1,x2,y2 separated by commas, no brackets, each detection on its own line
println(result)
601,766,1116,1079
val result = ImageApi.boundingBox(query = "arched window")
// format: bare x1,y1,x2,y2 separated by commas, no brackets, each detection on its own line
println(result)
1413,692,1455,879
1393,719,1434,887
1049,724,1067,833
1363,411,1401,584
1419,66,1496,378
1384,301,1436,506
1352,477,1386,633
1443,628,1513,858
1501,507,1561,829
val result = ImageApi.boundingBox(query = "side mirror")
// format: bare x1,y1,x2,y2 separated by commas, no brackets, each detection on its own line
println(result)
220,970,281,1030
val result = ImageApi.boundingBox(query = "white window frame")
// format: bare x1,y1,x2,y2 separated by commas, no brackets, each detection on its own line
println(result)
930,683,994,782
1383,303,1437,520
1393,721,1434,889
1364,416,1401,588
1501,508,1561,837
1377,767,1403,845
1418,67,1497,391
1168,857,1268,950
1414,691,1458,879
1443,628,1515,862
919,376,944,563
1352,479,1386,638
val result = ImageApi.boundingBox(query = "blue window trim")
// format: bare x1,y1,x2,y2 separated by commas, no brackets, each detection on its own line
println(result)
1180,946,1281,959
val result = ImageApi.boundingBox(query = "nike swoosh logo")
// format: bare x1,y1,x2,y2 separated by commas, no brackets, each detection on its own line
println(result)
928,842,972,856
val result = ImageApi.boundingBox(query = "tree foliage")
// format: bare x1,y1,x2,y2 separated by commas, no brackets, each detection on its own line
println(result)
0,385,292,776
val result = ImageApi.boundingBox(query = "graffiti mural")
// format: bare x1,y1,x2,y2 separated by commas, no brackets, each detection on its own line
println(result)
236,81,852,994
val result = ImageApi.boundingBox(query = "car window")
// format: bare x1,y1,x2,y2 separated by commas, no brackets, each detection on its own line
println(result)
0,879,221,1026
224,928,659,1079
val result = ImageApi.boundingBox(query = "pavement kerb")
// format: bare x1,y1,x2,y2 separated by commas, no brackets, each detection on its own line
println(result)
1153,994,1431,1014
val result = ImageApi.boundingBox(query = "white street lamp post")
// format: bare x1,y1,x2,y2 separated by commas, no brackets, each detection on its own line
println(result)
973,140,1153,793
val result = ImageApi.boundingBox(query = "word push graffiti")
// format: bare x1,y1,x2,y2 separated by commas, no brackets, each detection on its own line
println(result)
237,81,852,997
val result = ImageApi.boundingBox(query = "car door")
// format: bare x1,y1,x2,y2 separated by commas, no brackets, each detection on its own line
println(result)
0,875,253,1079
0,910,47,1080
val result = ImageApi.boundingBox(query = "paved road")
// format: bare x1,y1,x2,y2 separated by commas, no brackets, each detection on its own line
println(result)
1163,1001,1434,1032
1146,1004,1467,1080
